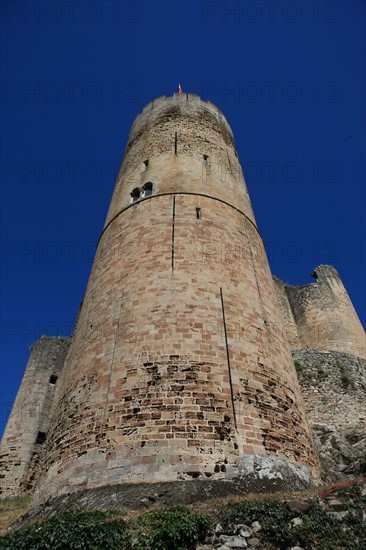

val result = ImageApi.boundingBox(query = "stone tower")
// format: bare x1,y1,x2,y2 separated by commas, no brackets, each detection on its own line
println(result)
273,265,366,360
1,94,321,508
0,337,71,498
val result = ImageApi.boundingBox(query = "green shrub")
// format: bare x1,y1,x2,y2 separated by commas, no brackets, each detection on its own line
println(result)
220,497,361,549
294,360,303,374
339,483,366,547
340,372,351,386
291,500,357,549
0,510,131,550
220,498,294,547
317,368,328,379
134,505,211,550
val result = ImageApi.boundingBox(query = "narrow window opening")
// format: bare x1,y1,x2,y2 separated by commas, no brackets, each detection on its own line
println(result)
196,207,201,219
36,432,47,445
143,159,149,169
130,187,140,203
49,374,58,385
142,182,153,197
174,132,178,155
203,154,209,164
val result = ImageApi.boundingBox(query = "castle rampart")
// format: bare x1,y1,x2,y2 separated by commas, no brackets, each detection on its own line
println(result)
273,265,365,359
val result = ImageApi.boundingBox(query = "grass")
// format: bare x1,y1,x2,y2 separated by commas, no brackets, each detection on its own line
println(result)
0,497,30,536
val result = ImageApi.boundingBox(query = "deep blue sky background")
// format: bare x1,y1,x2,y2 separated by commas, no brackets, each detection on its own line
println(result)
1,0,365,438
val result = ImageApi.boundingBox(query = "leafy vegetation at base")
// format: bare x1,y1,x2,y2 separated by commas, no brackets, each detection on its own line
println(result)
0,510,131,550
292,500,358,549
134,505,211,550
220,498,294,547
0,506,211,550
220,484,366,549
339,483,366,547
0,484,364,549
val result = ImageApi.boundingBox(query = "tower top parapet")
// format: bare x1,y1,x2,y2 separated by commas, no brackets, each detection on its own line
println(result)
139,93,229,118
129,93,234,141
105,91,251,228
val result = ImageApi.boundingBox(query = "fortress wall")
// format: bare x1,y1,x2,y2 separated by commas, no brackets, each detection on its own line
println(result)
273,266,365,359
294,350,366,431
0,337,71,497
294,349,366,480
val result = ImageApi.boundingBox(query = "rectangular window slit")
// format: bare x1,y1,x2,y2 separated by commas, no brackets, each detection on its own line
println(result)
36,432,47,445
174,132,178,155
49,374,58,385
196,207,201,219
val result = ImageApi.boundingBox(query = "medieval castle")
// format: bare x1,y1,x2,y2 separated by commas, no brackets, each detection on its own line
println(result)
1,94,365,515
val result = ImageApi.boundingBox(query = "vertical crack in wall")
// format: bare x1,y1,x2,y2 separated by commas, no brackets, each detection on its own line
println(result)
240,216,275,362
244,221,266,319
226,149,232,172
220,287,238,432
102,294,123,423
171,195,176,272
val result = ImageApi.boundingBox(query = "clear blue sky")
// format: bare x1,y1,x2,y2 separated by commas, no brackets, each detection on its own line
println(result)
1,0,365,438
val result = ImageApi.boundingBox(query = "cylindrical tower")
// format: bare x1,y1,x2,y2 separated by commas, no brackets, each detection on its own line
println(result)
33,94,320,506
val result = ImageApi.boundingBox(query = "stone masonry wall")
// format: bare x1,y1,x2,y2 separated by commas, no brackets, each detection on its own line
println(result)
0,337,71,497
293,349,366,480
273,266,365,360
